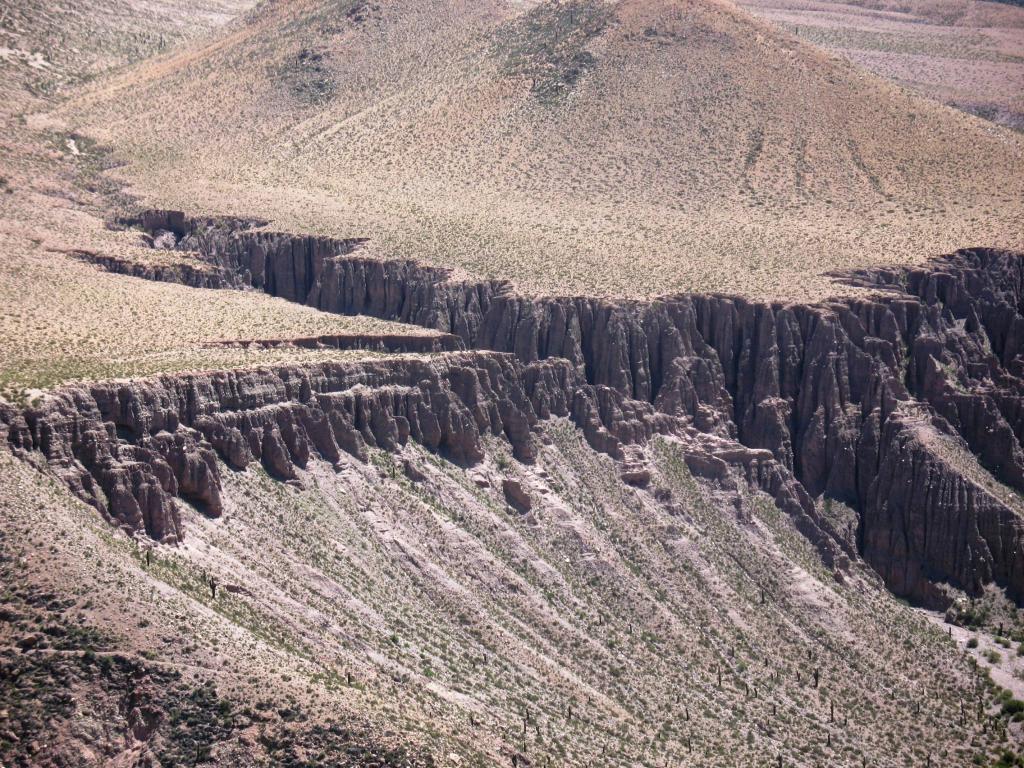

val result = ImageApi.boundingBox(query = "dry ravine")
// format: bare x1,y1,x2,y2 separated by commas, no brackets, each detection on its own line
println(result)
61,210,1024,608
3,209,1024,766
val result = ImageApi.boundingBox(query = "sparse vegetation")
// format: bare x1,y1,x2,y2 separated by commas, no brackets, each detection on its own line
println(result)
48,0,1024,302
497,0,612,102
1,0,1022,765
741,0,1024,132
274,46,336,105
0,150,436,399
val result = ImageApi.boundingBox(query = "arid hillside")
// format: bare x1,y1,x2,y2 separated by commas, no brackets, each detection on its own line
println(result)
0,116,443,403
51,0,1024,300
740,0,1024,131
0,0,448,404
0,0,256,92
2,369,1015,767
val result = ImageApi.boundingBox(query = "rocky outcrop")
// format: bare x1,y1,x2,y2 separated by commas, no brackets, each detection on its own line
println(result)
501,478,532,512
62,212,1024,605
67,248,226,290
8,353,553,540
860,413,1024,606
200,332,461,354
1,352,838,568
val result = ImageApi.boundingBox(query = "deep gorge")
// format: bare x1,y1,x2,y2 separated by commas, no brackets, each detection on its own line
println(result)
7,209,1024,610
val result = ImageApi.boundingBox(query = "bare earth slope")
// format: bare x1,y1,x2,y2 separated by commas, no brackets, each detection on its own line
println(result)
57,0,1024,300
0,368,1012,767
0,0,257,93
739,0,1024,131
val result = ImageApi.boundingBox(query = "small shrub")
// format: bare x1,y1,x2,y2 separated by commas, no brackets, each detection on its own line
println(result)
1001,699,1024,717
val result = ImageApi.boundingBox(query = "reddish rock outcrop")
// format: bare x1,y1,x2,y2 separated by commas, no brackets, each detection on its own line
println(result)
502,478,532,512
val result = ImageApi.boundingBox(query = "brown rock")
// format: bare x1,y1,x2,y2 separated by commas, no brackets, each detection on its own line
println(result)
16,211,1024,606
502,478,531,512
402,459,426,483
620,466,651,487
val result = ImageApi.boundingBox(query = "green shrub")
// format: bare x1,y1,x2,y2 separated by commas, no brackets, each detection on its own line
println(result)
1001,699,1024,717
993,750,1023,768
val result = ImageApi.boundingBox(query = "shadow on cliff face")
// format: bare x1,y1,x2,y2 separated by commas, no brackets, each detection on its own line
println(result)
15,209,1024,610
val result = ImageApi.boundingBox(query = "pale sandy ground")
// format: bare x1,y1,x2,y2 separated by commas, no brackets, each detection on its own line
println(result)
923,610,1024,701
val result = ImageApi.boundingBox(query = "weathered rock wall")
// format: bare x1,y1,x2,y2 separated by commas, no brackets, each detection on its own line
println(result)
36,213,1024,605
69,248,227,290
199,332,462,354
0,353,833,574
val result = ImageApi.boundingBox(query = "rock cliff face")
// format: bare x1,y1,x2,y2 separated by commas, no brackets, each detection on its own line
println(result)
10,211,1023,607
200,332,462,355
68,248,227,290
0,353,833,569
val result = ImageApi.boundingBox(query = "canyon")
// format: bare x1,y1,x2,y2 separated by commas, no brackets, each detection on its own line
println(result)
4,0,1023,763
9,209,1024,612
